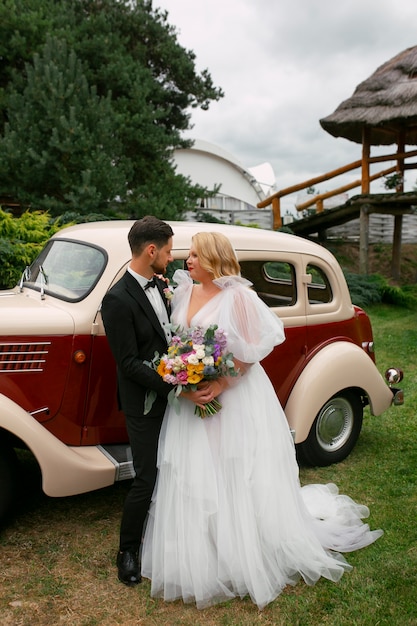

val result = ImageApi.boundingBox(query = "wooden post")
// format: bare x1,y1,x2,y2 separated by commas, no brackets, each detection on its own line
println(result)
361,127,370,194
396,131,405,191
359,205,370,274
318,229,327,243
391,132,405,279
391,214,403,280
272,197,282,230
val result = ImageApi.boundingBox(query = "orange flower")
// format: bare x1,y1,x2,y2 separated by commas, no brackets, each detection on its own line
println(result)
157,359,171,377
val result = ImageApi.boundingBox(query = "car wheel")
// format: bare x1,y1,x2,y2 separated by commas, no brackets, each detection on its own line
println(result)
297,390,363,467
0,444,18,523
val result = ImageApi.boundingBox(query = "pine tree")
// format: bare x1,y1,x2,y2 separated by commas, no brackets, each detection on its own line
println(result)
0,0,223,218
1,37,128,214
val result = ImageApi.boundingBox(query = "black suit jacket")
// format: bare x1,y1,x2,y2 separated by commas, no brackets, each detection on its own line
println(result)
101,271,171,418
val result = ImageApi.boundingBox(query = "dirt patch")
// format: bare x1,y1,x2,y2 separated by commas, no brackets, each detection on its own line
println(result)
324,242,417,285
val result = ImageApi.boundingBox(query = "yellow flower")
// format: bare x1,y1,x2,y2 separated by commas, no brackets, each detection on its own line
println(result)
187,372,204,384
186,363,204,384
187,361,204,373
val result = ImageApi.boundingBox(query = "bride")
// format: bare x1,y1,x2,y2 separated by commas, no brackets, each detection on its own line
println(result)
141,231,382,610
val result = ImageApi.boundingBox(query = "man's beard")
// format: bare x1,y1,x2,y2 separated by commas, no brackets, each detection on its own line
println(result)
151,259,166,274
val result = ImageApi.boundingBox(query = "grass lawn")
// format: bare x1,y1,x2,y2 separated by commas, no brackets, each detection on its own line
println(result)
0,304,416,626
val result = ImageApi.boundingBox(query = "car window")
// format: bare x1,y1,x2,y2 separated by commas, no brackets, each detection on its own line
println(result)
166,260,185,282
306,264,333,304
240,260,297,307
24,239,107,301
167,259,298,309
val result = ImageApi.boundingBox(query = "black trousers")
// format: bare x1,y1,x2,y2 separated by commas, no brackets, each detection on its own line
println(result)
119,414,164,553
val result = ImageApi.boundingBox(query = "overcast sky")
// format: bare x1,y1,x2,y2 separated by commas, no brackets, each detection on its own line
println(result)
155,0,417,212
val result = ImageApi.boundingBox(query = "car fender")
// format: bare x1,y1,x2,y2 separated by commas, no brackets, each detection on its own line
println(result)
284,342,393,443
0,393,116,497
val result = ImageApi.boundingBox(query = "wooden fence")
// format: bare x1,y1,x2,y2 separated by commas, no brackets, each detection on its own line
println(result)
326,212,417,243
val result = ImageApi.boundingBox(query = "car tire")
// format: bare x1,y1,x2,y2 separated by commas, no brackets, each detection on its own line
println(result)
297,390,363,467
0,443,18,523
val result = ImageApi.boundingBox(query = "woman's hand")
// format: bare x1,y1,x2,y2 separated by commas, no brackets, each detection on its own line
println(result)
181,360,249,408
208,380,224,398
207,360,249,398
181,383,214,409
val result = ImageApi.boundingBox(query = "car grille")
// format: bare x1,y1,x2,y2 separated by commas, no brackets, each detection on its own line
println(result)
0,342,51,372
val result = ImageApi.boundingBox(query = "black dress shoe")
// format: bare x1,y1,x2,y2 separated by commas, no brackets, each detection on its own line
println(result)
116,550,141,586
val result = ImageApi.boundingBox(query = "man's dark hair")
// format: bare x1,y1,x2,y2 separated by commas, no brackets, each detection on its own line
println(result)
128,216,174,255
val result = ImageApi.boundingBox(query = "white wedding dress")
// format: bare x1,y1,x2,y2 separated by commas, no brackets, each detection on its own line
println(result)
141,270,382,609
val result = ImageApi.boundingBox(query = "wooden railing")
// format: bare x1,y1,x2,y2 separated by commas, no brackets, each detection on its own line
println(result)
258,148,417,229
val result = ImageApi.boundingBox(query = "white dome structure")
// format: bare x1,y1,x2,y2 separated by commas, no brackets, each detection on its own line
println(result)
173,139,276,228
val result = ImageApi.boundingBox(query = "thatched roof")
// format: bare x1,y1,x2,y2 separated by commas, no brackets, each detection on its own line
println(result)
320,45,417,145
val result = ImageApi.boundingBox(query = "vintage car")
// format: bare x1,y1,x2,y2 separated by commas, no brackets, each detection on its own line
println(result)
0,220,403,521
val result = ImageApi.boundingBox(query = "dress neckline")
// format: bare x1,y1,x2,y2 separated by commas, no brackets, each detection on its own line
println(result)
186,285,223,327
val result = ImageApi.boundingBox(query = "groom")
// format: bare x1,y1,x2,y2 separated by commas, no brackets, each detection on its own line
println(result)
102,216,212,586
101,215,177,586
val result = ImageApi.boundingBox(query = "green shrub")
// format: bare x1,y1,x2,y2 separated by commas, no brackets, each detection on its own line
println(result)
277,225,295,234
0,209,67,289
344,270,417,309
193,211,225,224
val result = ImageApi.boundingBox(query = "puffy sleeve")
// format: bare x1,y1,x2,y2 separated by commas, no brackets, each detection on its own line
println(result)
170,269,193,321
172,269,192,295
214,276,285,363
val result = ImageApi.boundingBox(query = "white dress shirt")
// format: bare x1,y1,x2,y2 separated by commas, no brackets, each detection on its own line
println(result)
127,267,171,341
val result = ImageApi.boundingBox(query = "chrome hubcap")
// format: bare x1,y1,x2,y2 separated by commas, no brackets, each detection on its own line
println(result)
316,397,354,452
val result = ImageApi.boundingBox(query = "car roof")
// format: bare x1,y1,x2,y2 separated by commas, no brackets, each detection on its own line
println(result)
54,220,335,261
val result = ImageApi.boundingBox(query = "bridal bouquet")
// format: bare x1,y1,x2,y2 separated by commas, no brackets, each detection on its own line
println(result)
145,324,239,418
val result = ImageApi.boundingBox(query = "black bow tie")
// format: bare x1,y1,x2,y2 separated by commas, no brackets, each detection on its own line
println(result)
144,277,157,290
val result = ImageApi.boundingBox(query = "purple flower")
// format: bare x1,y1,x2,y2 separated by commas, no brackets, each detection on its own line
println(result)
163,374,178,384
191,327,205,344
214,328,227,350
213,344,221,361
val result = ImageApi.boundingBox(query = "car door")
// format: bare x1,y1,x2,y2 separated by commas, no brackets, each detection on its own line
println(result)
239,255,308,406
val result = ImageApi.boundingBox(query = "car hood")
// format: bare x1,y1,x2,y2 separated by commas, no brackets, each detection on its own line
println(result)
0,290,75,335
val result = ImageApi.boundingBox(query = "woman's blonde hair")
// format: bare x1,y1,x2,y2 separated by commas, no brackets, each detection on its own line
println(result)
191,232,240,279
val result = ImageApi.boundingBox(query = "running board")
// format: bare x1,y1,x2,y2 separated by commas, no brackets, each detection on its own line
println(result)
98,444,135,481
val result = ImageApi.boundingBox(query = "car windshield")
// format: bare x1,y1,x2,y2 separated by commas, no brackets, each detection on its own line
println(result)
23,239,107,301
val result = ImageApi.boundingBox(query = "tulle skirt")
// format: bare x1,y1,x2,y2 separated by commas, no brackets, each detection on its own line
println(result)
141,363,382,609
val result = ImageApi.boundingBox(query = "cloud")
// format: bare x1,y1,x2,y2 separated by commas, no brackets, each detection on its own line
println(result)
156,0,417,211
